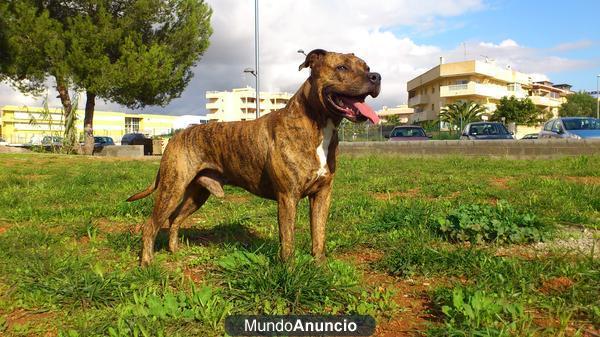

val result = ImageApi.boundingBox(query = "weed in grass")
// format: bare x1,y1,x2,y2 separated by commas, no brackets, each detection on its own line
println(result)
213,248,397,316
436,200,551,244
428,285,532,337
103,285,232,337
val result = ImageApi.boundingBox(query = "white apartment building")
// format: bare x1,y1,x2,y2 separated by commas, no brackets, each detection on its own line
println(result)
205,87,292,122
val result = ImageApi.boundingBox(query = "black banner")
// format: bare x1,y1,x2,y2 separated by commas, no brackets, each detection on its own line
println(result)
225,315,376,336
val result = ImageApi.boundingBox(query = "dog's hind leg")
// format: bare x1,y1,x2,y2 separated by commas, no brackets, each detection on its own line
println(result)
141,177,188,266
168,183,211,253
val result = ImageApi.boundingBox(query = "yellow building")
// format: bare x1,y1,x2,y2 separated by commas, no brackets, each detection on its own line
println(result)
206,87,292,122
376,105,415,124
0,105,177,144
407,59,570,123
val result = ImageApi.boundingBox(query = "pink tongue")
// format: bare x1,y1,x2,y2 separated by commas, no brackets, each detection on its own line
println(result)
341,97,380,124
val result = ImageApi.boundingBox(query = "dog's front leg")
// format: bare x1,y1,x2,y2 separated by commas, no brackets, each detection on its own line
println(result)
277,195,298,262
309,183,332,262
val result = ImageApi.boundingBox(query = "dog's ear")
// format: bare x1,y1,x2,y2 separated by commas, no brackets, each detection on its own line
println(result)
298,49,327,71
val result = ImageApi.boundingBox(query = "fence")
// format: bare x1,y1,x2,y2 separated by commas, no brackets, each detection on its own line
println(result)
340,139,600,159
2,128,174,145
338,123,394,142
338,123,460,142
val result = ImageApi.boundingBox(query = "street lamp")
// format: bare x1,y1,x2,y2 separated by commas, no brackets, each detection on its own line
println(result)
297,49,306,56
596,75,599,119
244,68,259,118
246,0,260,119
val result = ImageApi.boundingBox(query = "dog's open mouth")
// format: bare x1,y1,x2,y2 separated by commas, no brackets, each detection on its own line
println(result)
327,93,380,124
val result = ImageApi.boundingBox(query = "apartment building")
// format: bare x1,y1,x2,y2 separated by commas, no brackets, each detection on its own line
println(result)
407,59,571,123
206,87,292,122
376,105,415,124
0,105,177,144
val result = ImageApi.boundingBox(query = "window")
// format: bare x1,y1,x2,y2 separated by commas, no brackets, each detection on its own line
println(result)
431,104,435,111
125,117,141,133
431,87,435,94
551,120,563,133
391,127,426,137
468,123,509,136
543,120,555,131
507,83,522,91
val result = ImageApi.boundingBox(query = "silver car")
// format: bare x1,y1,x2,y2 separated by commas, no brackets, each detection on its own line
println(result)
460,122,514,140
538,117,600,139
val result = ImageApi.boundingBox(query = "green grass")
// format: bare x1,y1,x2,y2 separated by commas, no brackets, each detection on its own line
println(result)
0,153,599,336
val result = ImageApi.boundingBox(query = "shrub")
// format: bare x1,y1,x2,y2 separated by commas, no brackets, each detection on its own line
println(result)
435,200,550,244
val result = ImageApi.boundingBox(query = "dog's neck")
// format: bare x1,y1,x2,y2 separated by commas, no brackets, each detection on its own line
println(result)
289,79,342,130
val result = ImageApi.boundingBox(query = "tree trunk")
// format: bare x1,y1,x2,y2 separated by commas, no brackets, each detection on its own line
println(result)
56,79,77,153
82,91,96,155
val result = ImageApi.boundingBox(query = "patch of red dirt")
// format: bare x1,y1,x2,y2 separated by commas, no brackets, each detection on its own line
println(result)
338,249,437,337
183,267,205,284
494,245,541,260
539,276,575,294
3,309,56,336
490,177,512,190
374,277,435,337
0,226,8,235
94,219,139,233
565,176,600,185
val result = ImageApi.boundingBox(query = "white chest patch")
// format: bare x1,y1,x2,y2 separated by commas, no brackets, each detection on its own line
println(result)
316,120,336,178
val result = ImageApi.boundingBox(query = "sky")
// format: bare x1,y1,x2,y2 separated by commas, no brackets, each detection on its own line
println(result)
1,0,599,116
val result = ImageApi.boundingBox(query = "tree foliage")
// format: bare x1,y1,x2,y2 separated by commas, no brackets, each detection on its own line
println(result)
382,114,402,125
559,92,598,117
0,0,213,154
440,101,486,133
490,96,542,126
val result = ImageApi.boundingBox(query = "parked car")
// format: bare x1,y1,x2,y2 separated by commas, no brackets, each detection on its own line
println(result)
94,136,115,149
121,133,147,145
386,125,430,141
460,122,514,140
538,117,600,139
121,133,153,154
41,136,63,146
521,133,538,140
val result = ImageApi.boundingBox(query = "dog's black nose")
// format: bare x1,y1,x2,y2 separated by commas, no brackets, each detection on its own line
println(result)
368,72,381,84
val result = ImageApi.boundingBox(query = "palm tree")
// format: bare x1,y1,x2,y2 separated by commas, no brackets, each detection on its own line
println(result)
440,101,487,134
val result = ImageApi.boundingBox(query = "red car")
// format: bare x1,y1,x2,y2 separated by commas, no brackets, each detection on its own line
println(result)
386,126,431,141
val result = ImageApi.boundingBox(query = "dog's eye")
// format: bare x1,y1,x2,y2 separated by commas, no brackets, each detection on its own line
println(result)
336,65,349,72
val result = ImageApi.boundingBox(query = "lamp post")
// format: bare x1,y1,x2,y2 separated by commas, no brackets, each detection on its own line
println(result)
297,49,306,56
596,75,599,119
246,0,260,119
243,68,259,118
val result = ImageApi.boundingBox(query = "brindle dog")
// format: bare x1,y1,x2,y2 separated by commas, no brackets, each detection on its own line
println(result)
127,49,381,266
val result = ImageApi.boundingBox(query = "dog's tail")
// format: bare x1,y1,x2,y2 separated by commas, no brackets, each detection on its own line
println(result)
126,172,159,202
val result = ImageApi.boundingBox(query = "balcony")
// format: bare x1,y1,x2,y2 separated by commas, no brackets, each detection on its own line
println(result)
529,95,562,107
408,95,428,107
440,83,527,100
205,102,220,110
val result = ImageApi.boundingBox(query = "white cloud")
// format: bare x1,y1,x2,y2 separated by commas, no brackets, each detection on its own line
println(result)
439,39,592,85
552,39,594,52
479,39,519,48
0,0,595,115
